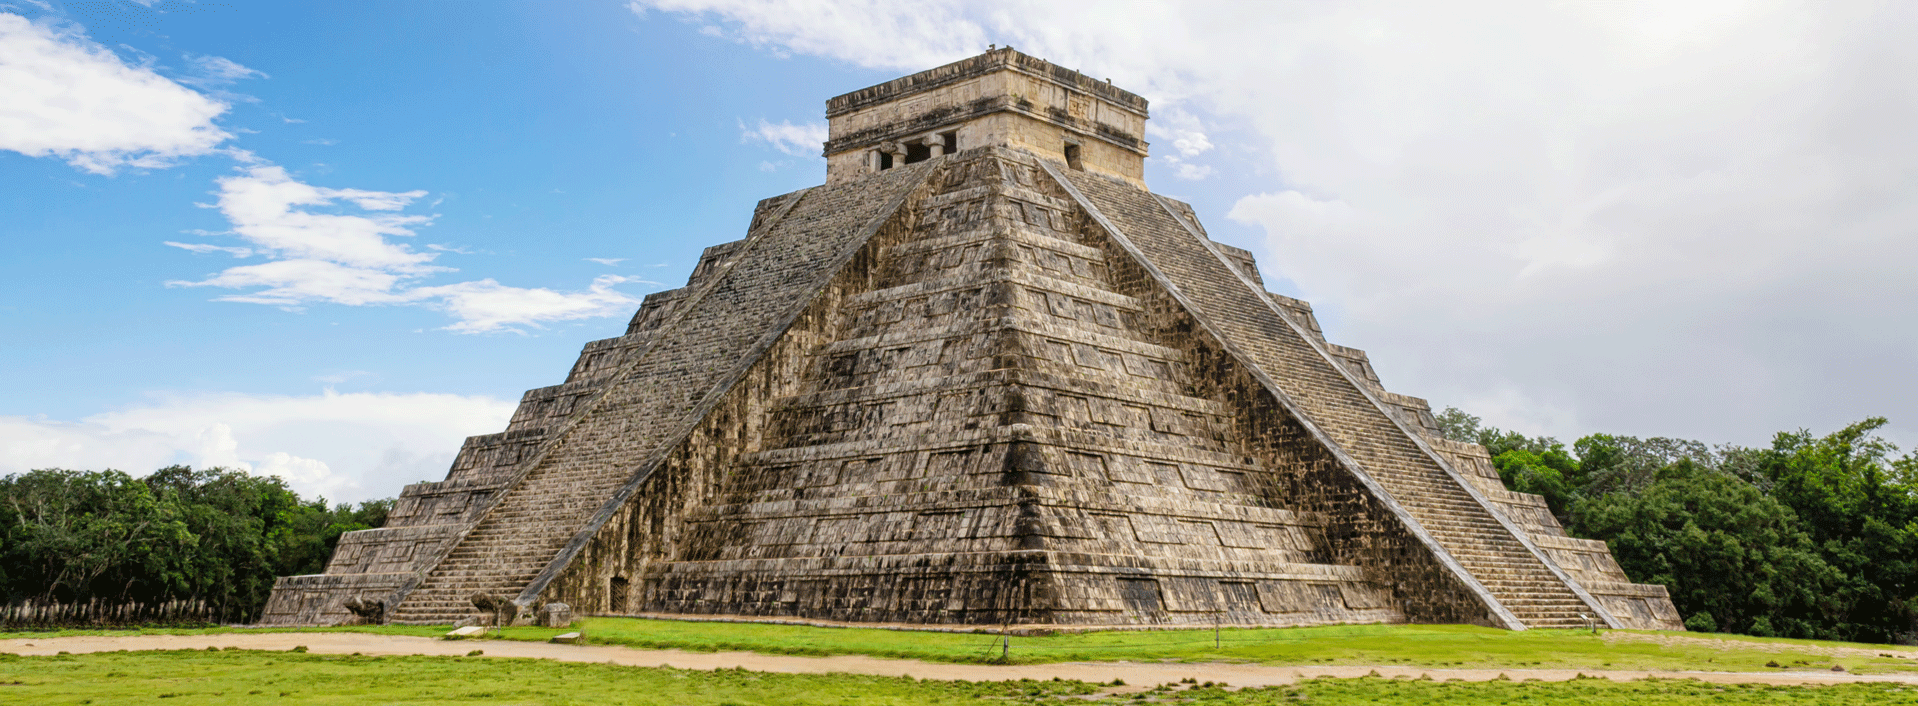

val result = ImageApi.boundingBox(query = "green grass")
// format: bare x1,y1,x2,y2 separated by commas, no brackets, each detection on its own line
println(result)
3,650,1916,705
538,619,1918,674
0,624,450,640
9,619,1917,675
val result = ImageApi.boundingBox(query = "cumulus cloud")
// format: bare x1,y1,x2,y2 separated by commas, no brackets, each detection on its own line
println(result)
177,258,411,308
168,166,645,331
413,275,647,334
0,13,644,333
209,165,437,270
641,0,984,69
0,390,516,503
0,13,232,174
741,118,828,157
1148,109,1215,180
635,1,1918,448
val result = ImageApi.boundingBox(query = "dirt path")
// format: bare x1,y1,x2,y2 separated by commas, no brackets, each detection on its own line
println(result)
1604,630,1918,661
3,632,1914,691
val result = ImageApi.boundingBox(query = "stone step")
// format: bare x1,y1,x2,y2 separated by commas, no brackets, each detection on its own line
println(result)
1501,598,1587,608
421,572,541,583
446,540,571,552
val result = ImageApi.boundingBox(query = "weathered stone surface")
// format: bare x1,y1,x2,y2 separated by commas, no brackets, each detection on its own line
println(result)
539,602,573,628
258,572,408,627
825,48,1149,187
262,49,1680,632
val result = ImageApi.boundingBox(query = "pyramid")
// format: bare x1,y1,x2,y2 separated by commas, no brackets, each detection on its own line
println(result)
262,49,1683,631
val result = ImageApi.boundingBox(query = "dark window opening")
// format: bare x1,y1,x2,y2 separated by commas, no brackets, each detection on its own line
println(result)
905,142,932,164
609,576,630,613
879,151,894,170
943,132,959,154
1064,143,1084,171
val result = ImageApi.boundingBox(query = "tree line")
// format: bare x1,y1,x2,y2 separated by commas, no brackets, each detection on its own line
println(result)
6,415,1916,640
0,466,391,624
1441,410,1918,643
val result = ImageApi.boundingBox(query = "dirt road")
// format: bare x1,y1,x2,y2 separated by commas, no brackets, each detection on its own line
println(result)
3,632,1913,690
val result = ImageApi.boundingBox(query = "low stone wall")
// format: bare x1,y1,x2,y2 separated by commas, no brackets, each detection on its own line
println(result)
258,573,412,627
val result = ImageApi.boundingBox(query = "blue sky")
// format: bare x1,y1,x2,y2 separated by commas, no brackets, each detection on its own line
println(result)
5,1,1916,502
5,2,885,411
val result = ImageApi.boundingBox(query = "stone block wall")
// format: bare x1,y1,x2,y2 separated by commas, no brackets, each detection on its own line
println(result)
263,143,1681,633
825,49,1148,186
541,148,1403,627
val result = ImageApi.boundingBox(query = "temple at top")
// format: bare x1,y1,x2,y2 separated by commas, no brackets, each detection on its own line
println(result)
824,48,1148,186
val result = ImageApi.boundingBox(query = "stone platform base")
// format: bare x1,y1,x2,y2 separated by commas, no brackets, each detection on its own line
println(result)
602,610,1404,636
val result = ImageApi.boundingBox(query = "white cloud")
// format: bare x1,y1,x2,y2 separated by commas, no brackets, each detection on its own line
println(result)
0,14,634,334
164,241,252,257
1170,162,1212,181
185,54,266,83
740,118,827,157
0,14,232,174
1149,109,1214,158
584,257,626,266
175,258,410,308
1148,110,1215,180
208,165,436,270
634,1,1918,449
639,0,983,70
0,390,516,503
412,275,645,334
169,166,647,332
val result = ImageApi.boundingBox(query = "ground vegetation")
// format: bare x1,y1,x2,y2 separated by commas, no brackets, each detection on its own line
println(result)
0,466,391,623
2,648,1913,705
8,619,1917,675
1438,409,1918,643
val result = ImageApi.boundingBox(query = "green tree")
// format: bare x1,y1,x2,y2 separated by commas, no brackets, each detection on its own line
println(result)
1573,459,1841,638
1,466,394,624
1573,434,1719,498
1750,419,1918,642
0,469,193,604
1435,406,1483,444
142,466,314,622
1491,445,1578,518
1441,405,1918,640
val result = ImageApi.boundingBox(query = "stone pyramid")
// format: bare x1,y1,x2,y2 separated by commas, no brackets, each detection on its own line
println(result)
262,49,1682,631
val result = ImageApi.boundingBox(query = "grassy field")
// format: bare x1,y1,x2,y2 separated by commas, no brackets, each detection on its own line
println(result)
554,619,1918,673
4,649,1918,705
7,618,1918,674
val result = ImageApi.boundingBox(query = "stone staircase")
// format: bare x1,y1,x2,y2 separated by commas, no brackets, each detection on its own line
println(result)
1048,163,1604,630
1361,464,1595,628
386,461,634,624
384,161,943,625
